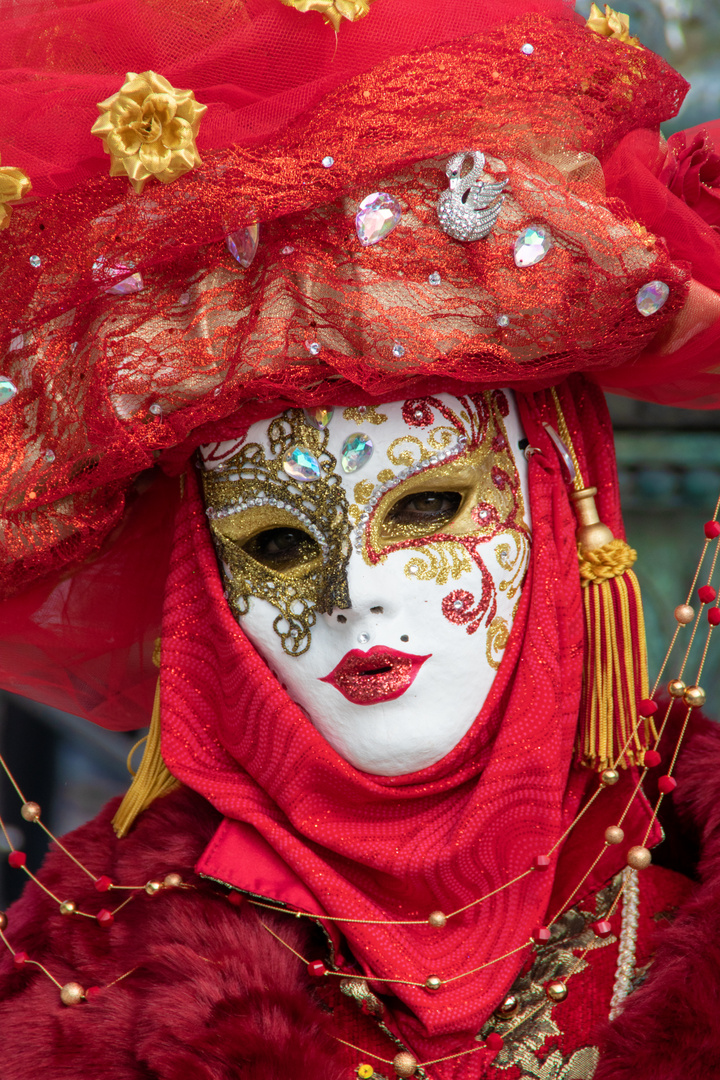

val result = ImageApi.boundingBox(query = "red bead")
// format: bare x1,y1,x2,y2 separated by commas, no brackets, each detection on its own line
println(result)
486,1033,504,1052
96,909,114,927
704,521,720,540
698,585,717,604
13,951,28,967
227,891,244,907
8,851,26,869
533,925,551,943
639,698,658,717
533,854,551,872
94,875,113,892
593,919,613,937
709,608,720,627
658,774,678,794
85,986,102,1001
307,960,326,977
644,749,662,767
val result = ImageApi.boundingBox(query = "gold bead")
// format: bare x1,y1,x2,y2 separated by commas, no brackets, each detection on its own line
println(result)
674,604,695,625
163,873,183,888
428,910,447,928
601,768,619,786
424,975,442,992
627,845,652,870
60,981,85,1005
605,826,625,845
358,1067,375,1080
59,900,77,916
683,685,706,709
0,911,7,932
545,980,568,1002
20,801,41,822
393,1052,418,1078
495,992,520,1019
667,678,686,698
145,880,163,895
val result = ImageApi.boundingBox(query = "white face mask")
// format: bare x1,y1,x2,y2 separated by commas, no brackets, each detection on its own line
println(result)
200,392,531,775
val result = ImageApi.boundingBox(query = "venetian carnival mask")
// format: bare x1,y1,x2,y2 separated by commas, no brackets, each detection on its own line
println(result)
200,392,531,775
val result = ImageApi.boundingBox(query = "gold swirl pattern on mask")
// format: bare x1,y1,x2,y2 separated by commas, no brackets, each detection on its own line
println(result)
202,409,351,656
496,533,531,601
486,616,510,671
403,541,473,585
342,405,388,425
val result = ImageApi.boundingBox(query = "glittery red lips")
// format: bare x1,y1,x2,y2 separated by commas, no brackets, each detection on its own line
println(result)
320,647,431,705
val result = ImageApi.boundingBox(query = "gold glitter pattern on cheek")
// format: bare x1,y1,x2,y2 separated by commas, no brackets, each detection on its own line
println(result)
486,616,510,670
201,410,351,656
403,541,472,584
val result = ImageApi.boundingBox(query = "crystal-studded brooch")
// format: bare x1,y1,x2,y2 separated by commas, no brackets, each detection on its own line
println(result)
436,150,508,242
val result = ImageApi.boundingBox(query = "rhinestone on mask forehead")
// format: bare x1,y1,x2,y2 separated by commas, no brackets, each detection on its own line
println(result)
341,433,374,473
303,407,334,430
283,445,322,482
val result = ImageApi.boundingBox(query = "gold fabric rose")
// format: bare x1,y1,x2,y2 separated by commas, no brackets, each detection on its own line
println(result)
586,4,642,49
279,0,373,32
0,154,31,231
91,71,207,194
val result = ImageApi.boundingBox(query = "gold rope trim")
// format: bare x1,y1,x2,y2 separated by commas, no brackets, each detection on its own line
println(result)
111,642,180,838
578,538,637,586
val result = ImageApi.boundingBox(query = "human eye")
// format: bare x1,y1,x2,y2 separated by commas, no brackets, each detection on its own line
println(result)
379,489,463,541
241,526,321,573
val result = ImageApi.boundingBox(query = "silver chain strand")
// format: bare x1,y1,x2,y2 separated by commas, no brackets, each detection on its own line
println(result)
608,867,640,1020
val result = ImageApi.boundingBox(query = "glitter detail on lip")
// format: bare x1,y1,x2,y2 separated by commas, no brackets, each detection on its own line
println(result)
320,646,430,705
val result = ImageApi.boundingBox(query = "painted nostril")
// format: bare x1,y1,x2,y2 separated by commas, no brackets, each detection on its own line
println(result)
370,606,383,614
336,614,347,624
400,634,409,642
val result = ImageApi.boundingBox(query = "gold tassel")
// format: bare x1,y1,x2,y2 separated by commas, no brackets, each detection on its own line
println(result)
550,390,657,772
111,641,180,838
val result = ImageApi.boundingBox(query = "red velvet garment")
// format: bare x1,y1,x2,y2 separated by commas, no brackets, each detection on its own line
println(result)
159,378,655,1071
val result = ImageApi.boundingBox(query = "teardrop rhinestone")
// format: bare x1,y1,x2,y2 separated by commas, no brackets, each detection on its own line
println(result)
635,280,670,316
341,433,374,474
282,446,322,482
0,377,18,405
226,224,260,268
355,192,402,247
303,407,334,430
513,226,552,267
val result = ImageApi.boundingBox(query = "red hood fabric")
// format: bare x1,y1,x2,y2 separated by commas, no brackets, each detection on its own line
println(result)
159,378,656,1070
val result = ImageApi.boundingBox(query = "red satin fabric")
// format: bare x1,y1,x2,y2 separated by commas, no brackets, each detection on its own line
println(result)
159,379,637,1068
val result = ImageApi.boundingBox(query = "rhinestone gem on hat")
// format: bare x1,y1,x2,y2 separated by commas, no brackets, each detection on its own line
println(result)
636,280,670,316
514,225,552,267
283,446,322,482
0,377,18,405
341,433,374,474
355,192,402,247
303,407,334,430
392,342,405,358
226,224,260,269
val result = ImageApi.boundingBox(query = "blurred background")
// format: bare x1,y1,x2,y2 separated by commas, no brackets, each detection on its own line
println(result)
1,0,719,907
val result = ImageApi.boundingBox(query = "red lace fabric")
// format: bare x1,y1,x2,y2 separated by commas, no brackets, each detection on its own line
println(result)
1,1,712,605
157,379,654,1073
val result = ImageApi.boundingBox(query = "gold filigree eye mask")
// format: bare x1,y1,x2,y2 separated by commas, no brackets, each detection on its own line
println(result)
202,411,351,656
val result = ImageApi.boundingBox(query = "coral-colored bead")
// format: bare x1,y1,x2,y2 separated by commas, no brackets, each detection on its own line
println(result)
639,698,658,717
8,851,26,869
709,607,720,626
533,926,551,943
227,891,244,907
486,1033,504,1052
392,1052,418,1078
704,521,720,540
533,854,551,871
307,960,326,977
674,604,695,625
13,951,28,967
658,775,678,794
164,873,183,889
698,585,717,604
428,910,447,928
605,826,624,845
627,845,652,870
644,750,661,768
593,919,613,937
96,908,114,927
20,801,41,822
60,982,85,1005
94,875,113,892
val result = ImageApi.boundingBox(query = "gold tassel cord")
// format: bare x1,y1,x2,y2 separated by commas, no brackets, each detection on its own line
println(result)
550,390,655,771
112,645,180,838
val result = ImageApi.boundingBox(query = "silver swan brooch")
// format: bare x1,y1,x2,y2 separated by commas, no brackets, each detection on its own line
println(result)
436,150,508,242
